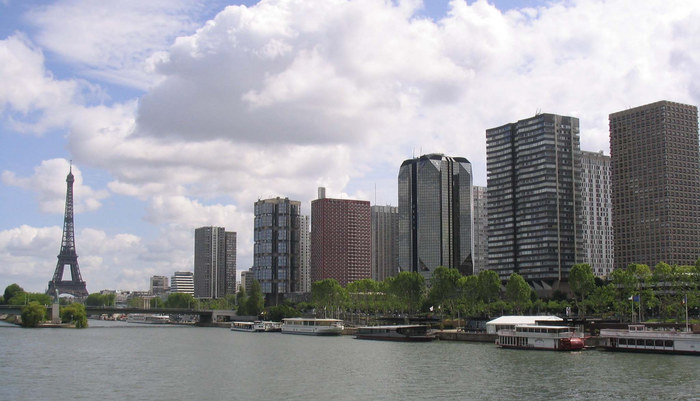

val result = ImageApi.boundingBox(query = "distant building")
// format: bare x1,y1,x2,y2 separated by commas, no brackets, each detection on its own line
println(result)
150,275,169,296
472,186,488,275
580,151,614,277
194,227,236,299
311,188,371,287
398,153,474,280
486,114,582,291
170,271,194,296
371,205,399,281
610,100,700,268
298,215,311,293
252,197,301,303
240,270,254,294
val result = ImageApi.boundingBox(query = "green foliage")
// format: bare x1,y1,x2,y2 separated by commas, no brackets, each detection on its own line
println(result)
245,280,265,317
266,304,301,321
3,283,23,304
505,273,531,314
477,270,501,303
311,279,348,318
20,301,46,327
7,291,52,306
387,271,425,315
60,303,87,328
427,267,462,315
236,288,249,315
165,293,195,309
85,293,115,307
149,297,164,308
569,263,596,316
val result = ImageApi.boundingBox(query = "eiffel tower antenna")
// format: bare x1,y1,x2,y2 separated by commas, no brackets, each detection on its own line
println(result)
47,164,88,298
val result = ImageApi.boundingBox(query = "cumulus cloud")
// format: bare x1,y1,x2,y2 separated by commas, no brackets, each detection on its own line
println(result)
1,158,109,214
2,0,700,291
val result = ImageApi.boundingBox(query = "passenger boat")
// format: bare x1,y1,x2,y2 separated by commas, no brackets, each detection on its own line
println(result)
126,313,170,324
355,325,436,342
599,325,699,355
496,324,584,351
281,318,344,335
230,321,282,332
230,321,256,332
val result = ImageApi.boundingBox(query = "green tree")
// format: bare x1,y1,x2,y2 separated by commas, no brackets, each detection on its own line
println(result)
427,266,462,316
165,292,195,309
477,270,501,303
20,301,46,327
588,284,615,316
388,271,425,315
245,280,265,317
456,275,483,317
3,283,23,304
266,304,301,321
569,263,596,316
311,279,347,318
236,288,248,315
60,303,87,328
8,292,52,306
505,273,531,314
150,297,164,308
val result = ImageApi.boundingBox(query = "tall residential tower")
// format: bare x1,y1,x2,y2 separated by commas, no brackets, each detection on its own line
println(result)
580,151,614,277
610,100,700,268
194,226,236,299
371,205,399,281
486,114,582,290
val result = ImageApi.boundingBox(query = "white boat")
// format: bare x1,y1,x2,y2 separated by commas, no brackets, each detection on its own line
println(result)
126,313,170,324
230,321,256,332
496,324,585,351
599,325,699,355
231,320,282,332
281,318,344,335
355,325,436,342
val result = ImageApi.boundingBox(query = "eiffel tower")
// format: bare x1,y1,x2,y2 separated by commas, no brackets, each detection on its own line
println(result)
47,164,89,298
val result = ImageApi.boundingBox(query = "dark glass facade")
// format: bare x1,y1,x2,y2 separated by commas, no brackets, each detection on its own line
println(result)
398,154,473,280
194,226,236,298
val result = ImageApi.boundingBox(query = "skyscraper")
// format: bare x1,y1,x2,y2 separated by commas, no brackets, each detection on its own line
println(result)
472,186,488,275
486,114,582,289
311,188,371,287
580,151,614,277
252,197,301,303
398,154,473,279
194,226,236,299
609,100,700,268
371,205,399,281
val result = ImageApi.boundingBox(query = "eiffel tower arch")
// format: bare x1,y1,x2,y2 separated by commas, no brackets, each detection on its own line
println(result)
47,164,88,298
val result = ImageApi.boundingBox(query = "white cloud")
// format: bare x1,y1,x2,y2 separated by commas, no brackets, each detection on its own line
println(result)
1,158,109,214
2,0,700,292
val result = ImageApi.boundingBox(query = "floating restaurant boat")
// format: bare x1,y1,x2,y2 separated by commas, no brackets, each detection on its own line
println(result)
281,318,344,335
355,325,436,342
598,325,699,356
496,324,584,351
126,313,170,324
230,321,282,332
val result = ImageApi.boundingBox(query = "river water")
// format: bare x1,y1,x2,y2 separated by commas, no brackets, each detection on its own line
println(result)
0,320,698,401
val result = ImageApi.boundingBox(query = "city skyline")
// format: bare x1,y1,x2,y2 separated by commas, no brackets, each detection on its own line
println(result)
2,0,699,292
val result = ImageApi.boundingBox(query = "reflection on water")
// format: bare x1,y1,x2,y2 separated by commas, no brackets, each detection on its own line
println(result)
1,322,697,400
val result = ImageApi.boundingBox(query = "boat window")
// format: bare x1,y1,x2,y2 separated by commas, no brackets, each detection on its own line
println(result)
645,340,654,346
655,340,663,347
664,340,673,347
636,339,645,346
619,338,627,345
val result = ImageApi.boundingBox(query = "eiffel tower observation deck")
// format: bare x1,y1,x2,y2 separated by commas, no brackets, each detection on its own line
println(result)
47,164,88,298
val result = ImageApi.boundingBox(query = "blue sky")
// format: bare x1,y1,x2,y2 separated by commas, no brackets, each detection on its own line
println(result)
1,0,698,293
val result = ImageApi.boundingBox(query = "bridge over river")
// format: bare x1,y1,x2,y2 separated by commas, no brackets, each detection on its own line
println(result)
0,305,238,326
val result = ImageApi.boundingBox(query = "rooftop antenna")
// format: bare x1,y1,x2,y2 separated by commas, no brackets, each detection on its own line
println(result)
535,108,541,116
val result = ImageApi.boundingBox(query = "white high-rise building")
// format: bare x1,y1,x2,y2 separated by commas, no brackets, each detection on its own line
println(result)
298,215,311,293
580,151,614,277
170,271,194,296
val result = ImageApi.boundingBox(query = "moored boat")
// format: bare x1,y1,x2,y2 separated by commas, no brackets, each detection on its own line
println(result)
231,321,256,332
599,325,699,355
355,325,436,342
126,313,170,324
281,318,344,335
496,324,584,351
